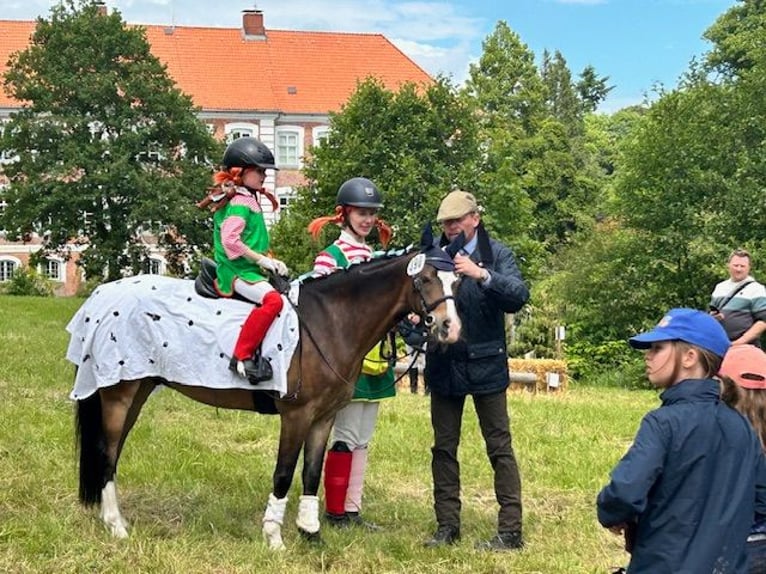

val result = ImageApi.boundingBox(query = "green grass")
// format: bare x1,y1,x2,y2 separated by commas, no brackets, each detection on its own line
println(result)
0,295,657,573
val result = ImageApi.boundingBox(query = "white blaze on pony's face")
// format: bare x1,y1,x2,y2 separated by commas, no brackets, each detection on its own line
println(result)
436,270,461,343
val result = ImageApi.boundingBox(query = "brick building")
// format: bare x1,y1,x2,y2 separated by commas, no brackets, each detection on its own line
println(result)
0,8,432,295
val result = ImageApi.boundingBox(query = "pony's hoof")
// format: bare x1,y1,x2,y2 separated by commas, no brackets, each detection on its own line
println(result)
298,527,323,544
108,523,129,539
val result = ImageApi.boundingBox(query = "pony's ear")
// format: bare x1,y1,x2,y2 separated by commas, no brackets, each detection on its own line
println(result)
419,222,434,250
443,231,466,258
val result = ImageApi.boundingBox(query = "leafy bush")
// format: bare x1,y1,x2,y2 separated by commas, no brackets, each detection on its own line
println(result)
2,266,54,297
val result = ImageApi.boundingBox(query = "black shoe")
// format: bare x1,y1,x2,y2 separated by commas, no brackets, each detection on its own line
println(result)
474,531,524,551
346,511,383,531
325,512,351,528
229,355,273,384
424,525,460,547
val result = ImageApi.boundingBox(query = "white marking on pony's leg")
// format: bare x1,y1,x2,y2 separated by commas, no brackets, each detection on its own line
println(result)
100,481,129,538
295,494,320,534
262,492,288,550
437,271,463,342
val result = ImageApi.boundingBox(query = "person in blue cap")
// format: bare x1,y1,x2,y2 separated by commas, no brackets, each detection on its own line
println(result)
597,308,766,574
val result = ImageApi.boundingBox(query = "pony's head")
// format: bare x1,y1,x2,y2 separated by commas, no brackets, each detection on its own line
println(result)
406,224,462,344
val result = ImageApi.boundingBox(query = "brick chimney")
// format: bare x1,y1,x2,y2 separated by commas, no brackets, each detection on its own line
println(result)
242,9,266,40
94,1,107,16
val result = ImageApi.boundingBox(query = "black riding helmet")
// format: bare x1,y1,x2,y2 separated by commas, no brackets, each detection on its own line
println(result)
222,137,278,170
336,177,383,208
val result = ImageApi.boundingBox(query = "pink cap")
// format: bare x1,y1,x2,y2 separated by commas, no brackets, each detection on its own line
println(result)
719,345,766,390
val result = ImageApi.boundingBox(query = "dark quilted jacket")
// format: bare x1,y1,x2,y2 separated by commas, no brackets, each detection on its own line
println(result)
424,224,529,397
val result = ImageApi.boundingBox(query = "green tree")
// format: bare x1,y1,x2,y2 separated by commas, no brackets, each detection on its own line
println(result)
1,0,219,280
270,77,481,274
704,0,766,79
576,65,613,113
540,50,582,137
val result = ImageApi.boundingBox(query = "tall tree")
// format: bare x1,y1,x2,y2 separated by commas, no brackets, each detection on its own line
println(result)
540,50,582,137
1,0,219,280
704,0,766,80
576,65,613,113
269,77,481,273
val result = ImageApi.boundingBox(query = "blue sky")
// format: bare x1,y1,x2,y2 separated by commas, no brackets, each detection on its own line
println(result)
1,0,737,112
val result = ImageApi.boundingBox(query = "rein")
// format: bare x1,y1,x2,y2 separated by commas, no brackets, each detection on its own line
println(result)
282,261,446,395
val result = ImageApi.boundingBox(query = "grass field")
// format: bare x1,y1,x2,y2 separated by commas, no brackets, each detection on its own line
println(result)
0,295,657,573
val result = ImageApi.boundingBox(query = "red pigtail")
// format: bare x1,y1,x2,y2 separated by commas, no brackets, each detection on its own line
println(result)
307,206,345,241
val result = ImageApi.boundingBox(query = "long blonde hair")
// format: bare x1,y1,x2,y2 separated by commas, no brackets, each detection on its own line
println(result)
727,383,766,450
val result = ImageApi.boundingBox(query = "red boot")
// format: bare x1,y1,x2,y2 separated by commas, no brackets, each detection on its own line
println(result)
230,290,283,383
324,446,352,526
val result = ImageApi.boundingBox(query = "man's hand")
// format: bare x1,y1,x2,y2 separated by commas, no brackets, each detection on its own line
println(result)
454,253,487,281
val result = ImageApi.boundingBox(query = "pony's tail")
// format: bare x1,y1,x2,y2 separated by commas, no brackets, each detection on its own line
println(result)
75,393,108,506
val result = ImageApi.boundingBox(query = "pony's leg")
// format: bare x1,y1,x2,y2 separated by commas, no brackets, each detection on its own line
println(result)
262,411,312,550
295,416,335,539
97,380,156,538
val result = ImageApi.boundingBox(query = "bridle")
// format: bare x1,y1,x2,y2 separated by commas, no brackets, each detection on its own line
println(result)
412,273,455,328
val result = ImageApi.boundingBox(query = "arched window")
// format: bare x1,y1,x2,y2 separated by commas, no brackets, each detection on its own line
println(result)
40,257,66,282
0,257,20,282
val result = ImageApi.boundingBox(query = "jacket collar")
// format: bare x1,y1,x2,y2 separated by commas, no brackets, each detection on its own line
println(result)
439,222,494,266
659,378,721,405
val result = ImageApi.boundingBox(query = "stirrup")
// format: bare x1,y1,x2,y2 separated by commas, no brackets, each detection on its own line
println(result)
229,355,273,384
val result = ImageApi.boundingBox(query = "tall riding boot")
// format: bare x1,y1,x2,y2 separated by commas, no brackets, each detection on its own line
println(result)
324,443,352,527
346,447,382,530
230,290,283,384
408,367,419,394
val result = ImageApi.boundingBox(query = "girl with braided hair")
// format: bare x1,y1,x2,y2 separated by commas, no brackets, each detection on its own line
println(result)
308,177,394,529
201,137,287,384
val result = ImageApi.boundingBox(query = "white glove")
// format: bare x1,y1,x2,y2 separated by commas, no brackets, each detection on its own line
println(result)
258,256,288,276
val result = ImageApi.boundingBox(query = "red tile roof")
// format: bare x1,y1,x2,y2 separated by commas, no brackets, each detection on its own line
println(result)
0,18,433,114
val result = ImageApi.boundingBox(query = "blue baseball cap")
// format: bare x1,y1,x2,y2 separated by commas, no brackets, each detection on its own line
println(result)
629,308,731,358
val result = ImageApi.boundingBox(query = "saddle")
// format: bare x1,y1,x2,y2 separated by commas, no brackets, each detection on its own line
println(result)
194,258,291,300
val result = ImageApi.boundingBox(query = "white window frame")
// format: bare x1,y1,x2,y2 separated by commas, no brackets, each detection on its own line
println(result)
276,126,304,168
312,126,330,148
0,256,20,282
224,122,259,143
143,256,166,276
39,256,66,282
0,120,18,164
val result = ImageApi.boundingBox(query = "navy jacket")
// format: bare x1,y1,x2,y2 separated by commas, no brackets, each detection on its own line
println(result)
424,224,529,397
597,378,766,574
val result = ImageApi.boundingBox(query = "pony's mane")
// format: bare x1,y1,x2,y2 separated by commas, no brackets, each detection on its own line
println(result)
298,245,416,287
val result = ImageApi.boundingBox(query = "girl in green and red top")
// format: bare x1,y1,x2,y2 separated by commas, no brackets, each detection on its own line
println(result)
204,137,288,384
307,177,393,529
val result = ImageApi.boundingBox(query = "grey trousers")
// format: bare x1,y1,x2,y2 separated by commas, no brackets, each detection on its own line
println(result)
429,389,522,533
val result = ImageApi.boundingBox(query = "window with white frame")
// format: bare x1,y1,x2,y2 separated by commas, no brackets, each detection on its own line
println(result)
0,257,19,282
276,127,303,168
40,257,65,282
312,126,330,148
142,257,164,275
276,186,296,211
0,120,17,164
224,123,259,143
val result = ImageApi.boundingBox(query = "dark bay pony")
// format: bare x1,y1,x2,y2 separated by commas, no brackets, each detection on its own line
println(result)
74,247,461,549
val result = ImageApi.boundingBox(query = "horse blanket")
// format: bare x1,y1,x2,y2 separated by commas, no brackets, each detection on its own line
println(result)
66,275,299,400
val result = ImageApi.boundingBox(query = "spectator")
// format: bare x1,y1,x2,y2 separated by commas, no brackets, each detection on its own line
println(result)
597,308,766,573
423,190,529,551
710,249,766,347
719,344,766,574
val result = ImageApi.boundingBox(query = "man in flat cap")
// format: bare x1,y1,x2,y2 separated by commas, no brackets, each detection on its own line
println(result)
423,190,530,551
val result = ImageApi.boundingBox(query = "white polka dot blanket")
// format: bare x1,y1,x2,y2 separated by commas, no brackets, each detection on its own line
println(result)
66,275,299,400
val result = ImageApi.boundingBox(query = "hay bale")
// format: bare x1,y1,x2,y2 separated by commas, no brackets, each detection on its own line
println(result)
508,358,568,393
